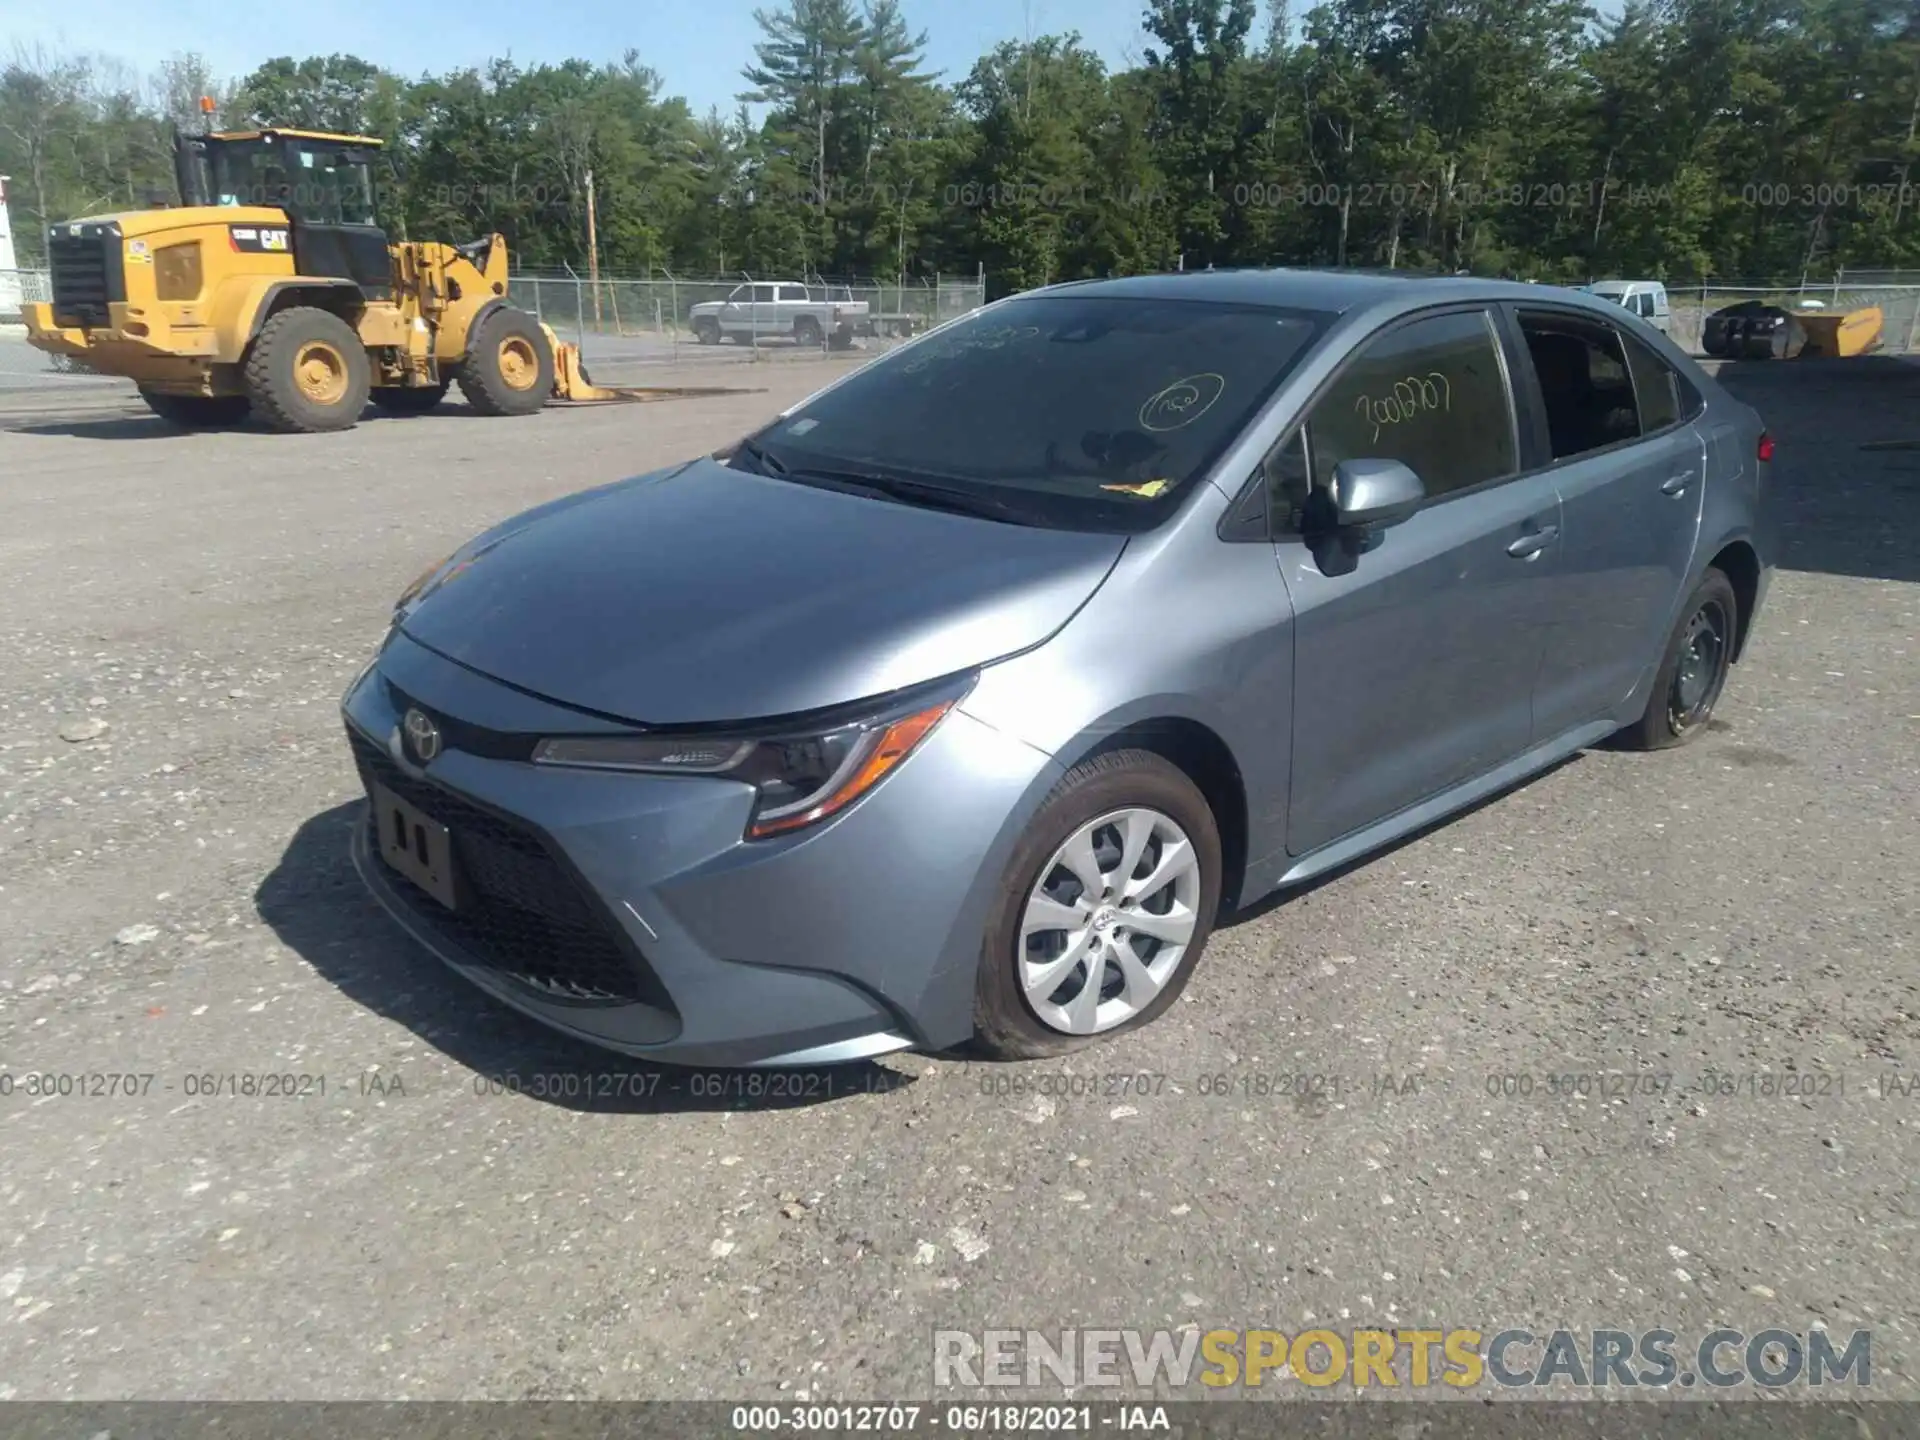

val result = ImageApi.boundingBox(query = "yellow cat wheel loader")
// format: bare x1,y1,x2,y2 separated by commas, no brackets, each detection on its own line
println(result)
22,120,752,432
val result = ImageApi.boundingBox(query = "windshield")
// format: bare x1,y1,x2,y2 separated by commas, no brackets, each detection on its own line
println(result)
742,294,1330,532
209,139,376,226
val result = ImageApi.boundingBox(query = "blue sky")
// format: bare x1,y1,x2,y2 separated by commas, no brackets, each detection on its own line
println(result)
11,0,1158,116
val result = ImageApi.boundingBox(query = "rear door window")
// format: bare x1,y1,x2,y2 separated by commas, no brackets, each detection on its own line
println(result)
1516,311,1644,460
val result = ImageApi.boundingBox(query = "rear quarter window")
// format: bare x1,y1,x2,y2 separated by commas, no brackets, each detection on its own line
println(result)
1621,334,1682,432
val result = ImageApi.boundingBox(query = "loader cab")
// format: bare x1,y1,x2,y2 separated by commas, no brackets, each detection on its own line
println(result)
201,129,392,298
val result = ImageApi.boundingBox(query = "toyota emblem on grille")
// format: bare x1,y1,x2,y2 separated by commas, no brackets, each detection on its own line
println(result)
402,708,442,765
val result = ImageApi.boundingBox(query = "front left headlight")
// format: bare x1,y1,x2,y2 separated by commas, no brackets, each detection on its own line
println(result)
532,676,974,839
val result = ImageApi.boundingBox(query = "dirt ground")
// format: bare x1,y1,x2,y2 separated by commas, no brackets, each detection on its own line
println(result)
0,353,1914,1406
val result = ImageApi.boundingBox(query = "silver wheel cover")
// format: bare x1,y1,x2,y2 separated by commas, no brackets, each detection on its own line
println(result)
1017,807,1202,1035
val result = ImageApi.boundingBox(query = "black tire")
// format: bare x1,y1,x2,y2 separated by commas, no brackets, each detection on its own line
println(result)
972,750,1223,1060
370,383,449,416
140,391,251,428
794,314,824,347
242,306,370,433
1620,568,1739,751
455,308,553,417
693,317,720,345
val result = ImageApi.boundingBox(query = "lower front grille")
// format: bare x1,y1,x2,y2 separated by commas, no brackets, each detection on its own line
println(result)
348,729,672,1011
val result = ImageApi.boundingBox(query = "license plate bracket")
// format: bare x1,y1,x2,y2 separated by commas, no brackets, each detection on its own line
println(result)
371,782,460,910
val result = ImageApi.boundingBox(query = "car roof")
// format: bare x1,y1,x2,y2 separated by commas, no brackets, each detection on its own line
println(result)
1017,267,1609,315
1586,280,1663,293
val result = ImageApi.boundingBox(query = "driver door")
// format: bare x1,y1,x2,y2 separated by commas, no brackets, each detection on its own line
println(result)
285,145,391,298
1275,306,1563,857
721,284,752,335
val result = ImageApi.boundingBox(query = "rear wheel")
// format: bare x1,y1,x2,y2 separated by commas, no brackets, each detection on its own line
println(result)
370,383,448,416
456,308,552,416
139,391,251,428
1621,568,1738,750
242,307,370,433
972,750,1222,1059
794,314,824,347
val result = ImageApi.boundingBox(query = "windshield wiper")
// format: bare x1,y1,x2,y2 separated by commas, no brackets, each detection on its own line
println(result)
783,466,1043,526
731,437,787,477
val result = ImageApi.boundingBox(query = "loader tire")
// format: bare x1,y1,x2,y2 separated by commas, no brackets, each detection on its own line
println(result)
140,391,251,428
371,383,449,416
243,307,370,433
456,309,553,417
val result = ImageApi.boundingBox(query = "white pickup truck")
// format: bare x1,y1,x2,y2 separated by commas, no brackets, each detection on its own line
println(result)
688,282,870,347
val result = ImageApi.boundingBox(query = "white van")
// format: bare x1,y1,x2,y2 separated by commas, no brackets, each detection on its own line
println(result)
1582,280,1671,333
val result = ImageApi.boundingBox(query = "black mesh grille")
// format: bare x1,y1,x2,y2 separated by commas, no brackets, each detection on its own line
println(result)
348,728,671,1011
49,234,116,326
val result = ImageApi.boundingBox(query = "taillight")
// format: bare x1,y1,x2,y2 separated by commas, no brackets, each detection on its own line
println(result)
1757,432,1774,463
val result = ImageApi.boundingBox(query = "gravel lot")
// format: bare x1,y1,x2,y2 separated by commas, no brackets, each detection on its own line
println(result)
0,354,1914,1406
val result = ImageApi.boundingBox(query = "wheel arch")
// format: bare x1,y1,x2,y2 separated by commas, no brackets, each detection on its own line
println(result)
1052,715,1252,912
1705,538,1762,662
439,296,511,364
218,278,365,360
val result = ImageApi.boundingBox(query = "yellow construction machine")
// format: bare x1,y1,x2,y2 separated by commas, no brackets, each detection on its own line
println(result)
22,115,751,431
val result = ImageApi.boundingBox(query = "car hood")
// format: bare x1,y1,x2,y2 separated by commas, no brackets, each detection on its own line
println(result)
397,458,1125,726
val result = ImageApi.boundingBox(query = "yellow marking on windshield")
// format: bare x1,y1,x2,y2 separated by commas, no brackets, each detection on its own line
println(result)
1101,478,1172,498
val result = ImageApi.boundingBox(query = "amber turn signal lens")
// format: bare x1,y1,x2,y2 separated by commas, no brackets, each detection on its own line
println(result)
746,698,956,838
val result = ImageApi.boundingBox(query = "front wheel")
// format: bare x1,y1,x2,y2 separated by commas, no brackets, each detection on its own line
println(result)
693,317,720,345
972,750,1222,1060
1621,568,1738,750
456,308,553,417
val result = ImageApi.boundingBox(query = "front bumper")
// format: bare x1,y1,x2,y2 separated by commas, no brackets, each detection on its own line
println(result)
341,632,1059,1067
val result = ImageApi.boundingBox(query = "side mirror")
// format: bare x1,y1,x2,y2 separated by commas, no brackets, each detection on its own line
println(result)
1333,458,1426,529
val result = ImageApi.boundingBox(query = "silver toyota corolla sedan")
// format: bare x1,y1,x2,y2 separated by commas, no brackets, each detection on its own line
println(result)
341,269,1774,1066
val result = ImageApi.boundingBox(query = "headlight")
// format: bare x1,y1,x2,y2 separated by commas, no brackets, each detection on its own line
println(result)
532,677,973,839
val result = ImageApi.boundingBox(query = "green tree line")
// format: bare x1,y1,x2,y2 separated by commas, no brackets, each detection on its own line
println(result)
5,0,1920,294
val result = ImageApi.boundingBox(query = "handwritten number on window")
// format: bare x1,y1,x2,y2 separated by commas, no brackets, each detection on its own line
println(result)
1352,372,1452,444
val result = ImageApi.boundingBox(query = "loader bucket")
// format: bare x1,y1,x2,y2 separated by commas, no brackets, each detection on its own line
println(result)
542,324,764,405
1797,306,1884,358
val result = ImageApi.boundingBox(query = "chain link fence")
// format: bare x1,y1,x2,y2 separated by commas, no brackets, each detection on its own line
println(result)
506,270,988,365
1,266,51,321
1665,280,1920,356
15,261,1920,362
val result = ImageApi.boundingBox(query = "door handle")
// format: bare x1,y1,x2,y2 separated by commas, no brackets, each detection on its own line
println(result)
1507,525,1558,559
1661,472,1692,496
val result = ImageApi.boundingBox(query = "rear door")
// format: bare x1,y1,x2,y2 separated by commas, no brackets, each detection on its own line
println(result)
1277,306,1564,857
751,283,779,336
778,283,810,337
1511,306,1705,737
